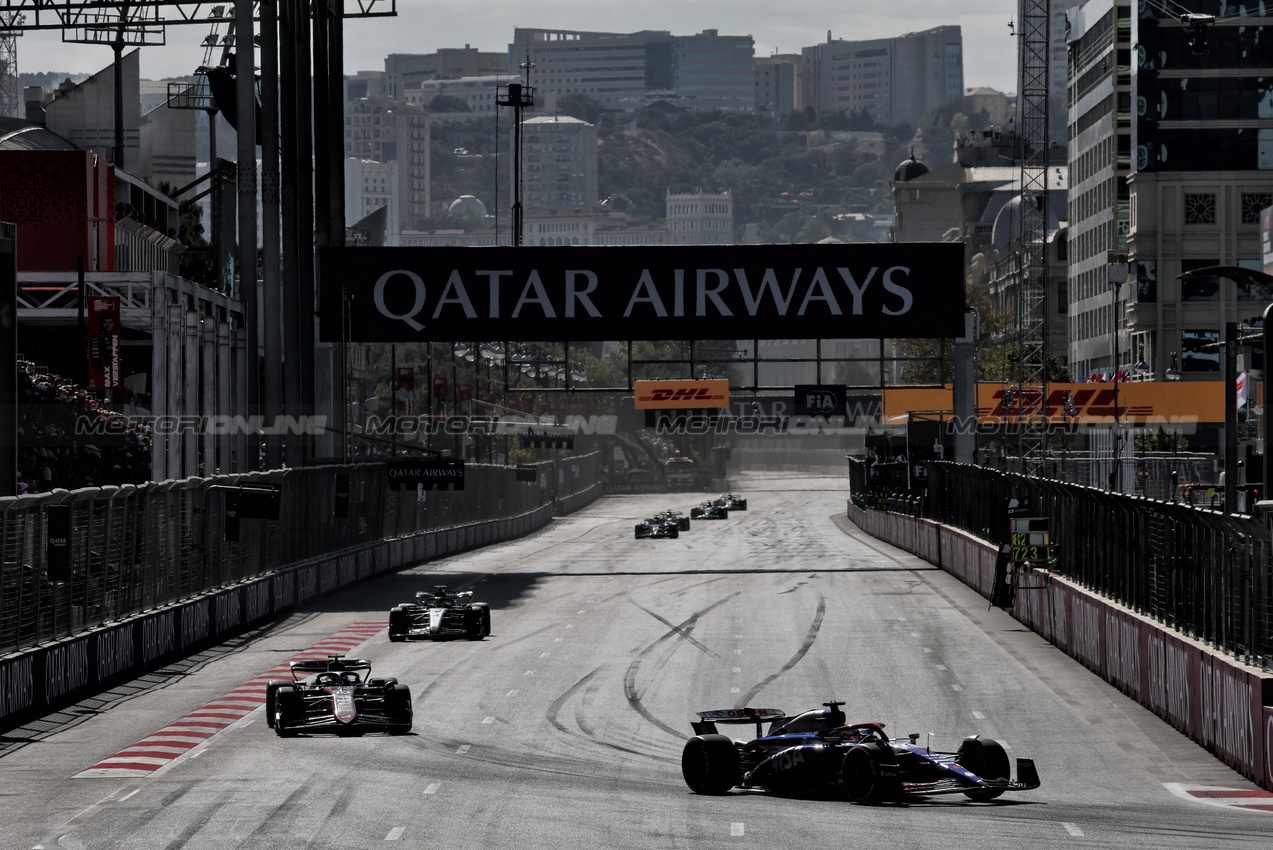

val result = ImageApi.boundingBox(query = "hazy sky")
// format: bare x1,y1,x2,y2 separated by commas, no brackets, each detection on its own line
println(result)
20,1,1020,95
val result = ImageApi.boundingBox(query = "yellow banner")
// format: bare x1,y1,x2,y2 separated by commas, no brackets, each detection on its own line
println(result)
884,382,1228,424
634,379,731,410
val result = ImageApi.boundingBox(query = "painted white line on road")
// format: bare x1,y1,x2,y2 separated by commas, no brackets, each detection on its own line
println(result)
423,783,441,795
386,827,405,841
733,649,742,655
524,670,535,676
506,689,518,697
731,823,745,837
952,685,962,691
732,667,741,673
1062,823,1083,837
735,634,743,639
731,687,740,694
972,711,985,720
911,632,920,638
553,637,563,642
540,652,551,658
565,624,573,629
119,789,140,801
578,610,586,614
482,717,495,724
923,647,932,653
456,744,471,754
935,664,947,671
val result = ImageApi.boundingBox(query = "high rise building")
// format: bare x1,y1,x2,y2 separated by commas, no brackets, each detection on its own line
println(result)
520,115,598,219
509,28,755,113
755,55,802,114
666,189,733,244
382,47,506,99
1067,1,1273,382
801,26,963,127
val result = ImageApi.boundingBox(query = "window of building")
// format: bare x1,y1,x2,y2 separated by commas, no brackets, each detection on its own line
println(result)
1184,192,1216,225
1241,192,1273,224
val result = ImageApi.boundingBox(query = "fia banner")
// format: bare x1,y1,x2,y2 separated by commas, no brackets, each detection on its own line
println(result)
319,243,966,342
87,296,121,389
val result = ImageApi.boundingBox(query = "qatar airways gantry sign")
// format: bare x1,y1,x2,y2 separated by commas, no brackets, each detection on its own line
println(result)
318,243,965,342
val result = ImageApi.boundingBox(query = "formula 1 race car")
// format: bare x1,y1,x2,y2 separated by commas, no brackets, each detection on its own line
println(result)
718,494,748,511
690,501,729,520
636,515,680,539
266,655,412,737
657,510,692,531
388,586,491,641
681,701,1040,804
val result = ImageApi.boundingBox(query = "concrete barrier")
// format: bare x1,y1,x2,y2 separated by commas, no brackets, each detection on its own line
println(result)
846,499,1273,788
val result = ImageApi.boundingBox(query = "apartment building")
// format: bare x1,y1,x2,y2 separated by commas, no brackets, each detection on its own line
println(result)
521,115,599,218
509,28,755,113
755,54,802,114
406,75,519,114
801,26,963,127
667,189,733,245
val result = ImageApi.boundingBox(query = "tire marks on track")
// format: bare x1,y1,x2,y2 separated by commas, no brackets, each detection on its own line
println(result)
737,592,826,706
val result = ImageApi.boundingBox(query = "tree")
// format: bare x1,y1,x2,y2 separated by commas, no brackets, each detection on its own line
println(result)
557,93,604,125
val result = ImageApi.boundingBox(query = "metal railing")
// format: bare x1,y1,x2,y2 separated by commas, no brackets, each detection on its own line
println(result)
0,454,601,655
848,458,1272,667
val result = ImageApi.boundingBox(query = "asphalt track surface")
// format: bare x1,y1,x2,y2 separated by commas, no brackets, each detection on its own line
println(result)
3,472,1273,849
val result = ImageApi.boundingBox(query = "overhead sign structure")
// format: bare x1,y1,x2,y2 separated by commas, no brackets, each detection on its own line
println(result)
634,379,730,410
318,243,966,342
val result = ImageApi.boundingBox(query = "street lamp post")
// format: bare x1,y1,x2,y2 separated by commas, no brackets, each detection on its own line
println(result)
1109,253,1129,493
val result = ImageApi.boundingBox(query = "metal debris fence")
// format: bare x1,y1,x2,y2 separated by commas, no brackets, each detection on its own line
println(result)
848,458,1273,668
0,454,601,656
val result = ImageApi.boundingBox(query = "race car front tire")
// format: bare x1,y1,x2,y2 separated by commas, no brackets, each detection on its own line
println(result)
388,606,409,642
956,736,1010,800
841,743,895,804
274,686,302,737
264,680,290,728
385,684,413,734
682,734,740,795
470,603,491,636
669,526,679,538
465,607,485,640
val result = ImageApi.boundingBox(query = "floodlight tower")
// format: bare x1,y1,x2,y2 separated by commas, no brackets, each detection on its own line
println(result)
0,13,23,118
497,58,536,247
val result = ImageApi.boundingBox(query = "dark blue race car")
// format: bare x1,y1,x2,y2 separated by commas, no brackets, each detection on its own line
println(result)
681,701,1040,804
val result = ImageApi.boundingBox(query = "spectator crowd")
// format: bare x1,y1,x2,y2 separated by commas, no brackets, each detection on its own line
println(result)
15,361,152,495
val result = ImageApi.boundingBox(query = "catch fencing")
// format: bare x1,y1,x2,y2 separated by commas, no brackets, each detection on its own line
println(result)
0,453,602,657
849,458,1272,669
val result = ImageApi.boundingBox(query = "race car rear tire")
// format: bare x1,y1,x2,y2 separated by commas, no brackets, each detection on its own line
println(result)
956,736,1010,800
690,508,704,519
388,607,409,642
841,743,894,804
681,734,740,795
264,680,290,728
669,526,679,538
385,684,413,734
274,686,301,737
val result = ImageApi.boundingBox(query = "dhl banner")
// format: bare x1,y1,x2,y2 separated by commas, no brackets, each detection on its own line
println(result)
634,379,730,410
885,382,1232,425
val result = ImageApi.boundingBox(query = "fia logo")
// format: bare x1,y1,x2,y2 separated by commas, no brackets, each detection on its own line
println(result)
803,391,838,412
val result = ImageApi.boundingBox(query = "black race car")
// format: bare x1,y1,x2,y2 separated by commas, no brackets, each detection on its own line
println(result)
690,501,729,520
636,515,680,539
266,655,412,737
656,510,692,531
718,494,748,511
389,586,491,641
681,701,1040,804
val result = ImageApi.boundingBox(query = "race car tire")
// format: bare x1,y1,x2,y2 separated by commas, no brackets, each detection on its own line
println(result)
264,680,291,728
669,526,679,538
274,686,301,737
719,508,729,519
385,684,413,734
690,508,704,519
956,736,1010,801
840,743,894,804
388,606,409,642
470,603,491,636
465,607,485,640
681,734,740,795
635,525,649,539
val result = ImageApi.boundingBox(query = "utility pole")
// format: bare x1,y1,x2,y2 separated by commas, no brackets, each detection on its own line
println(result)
497,60,536,247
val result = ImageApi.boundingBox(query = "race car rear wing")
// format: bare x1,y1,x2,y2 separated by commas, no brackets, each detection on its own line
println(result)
692,707,787,738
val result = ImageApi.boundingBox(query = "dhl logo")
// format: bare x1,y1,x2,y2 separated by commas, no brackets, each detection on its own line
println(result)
980,388,1153,420
633,379,730,409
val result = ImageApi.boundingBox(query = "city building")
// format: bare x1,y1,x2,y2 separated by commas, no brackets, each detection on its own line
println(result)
344,96,431,229
755,54,802,114
1066,1,1273,381
963,86,1010,128
521,114,599,218
801,26,964,127
38,49,140,172
406,75,519,114
383,47,507,98
139,97,198,189
345,156,400,245
666,189,733,245
509,28,755,113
